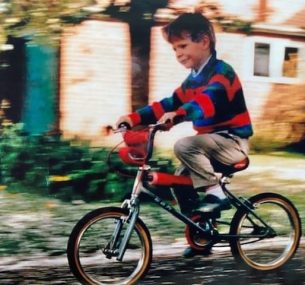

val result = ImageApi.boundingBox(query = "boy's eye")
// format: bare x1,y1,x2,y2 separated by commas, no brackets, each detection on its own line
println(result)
173,44,187,52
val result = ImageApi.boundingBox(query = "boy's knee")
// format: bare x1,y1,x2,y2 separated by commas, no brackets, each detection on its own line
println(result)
174,138,189,157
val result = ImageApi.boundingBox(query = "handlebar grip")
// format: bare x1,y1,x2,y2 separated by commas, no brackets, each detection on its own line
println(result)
118,122,131,130
173,115,185,125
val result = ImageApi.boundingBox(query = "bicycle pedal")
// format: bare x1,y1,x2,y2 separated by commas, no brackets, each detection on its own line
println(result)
208,211,220,219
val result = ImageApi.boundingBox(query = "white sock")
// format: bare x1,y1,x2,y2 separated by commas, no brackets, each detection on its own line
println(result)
205,185,226,200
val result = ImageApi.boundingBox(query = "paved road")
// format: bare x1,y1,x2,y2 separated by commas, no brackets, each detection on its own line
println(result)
0,243,304,285
142,247,305,285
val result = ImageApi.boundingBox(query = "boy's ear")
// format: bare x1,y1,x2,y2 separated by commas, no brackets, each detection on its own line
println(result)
201,35,210,50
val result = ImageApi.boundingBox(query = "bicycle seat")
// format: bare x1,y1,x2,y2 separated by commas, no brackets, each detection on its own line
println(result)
211,157,249,176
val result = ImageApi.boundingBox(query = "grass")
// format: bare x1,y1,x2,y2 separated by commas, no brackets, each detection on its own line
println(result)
0,153,304,259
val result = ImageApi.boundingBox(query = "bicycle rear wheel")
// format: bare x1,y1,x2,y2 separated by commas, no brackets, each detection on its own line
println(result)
230,192,301,271
67,207,152,285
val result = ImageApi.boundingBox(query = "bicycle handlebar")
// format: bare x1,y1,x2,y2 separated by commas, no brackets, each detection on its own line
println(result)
145,118,185,162
110,115,185,166
145,123,170,161
113,114,185,133
109,122,171,165
111,122,170,134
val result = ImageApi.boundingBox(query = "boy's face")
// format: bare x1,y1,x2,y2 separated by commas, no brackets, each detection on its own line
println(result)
170,34,211,70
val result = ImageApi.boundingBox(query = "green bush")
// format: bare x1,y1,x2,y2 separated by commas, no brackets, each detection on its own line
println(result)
0,124,175,202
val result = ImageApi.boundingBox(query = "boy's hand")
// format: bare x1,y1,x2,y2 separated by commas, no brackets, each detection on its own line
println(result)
158,112,177,125
116,115,133,129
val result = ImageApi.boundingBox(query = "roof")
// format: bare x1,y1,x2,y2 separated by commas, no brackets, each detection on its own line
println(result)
284,8,305,29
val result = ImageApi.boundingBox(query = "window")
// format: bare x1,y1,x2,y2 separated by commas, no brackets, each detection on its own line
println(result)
254,43,270,77
282,47,298,78
247,37,302,83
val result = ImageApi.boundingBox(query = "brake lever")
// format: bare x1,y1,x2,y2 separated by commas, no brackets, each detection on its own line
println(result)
154,115,185,131
172,115,185,125
113,126,128,134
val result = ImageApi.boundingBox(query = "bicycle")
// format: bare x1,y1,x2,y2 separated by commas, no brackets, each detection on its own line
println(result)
67,122,302,285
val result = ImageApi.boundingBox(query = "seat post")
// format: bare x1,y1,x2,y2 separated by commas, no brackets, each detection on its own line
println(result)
220,175,232,185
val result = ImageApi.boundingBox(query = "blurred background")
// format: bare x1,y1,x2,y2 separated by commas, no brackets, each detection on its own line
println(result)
1,0,305,147
0,1,305,284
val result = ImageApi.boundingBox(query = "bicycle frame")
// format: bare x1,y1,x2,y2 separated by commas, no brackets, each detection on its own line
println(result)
112,165,276,261
112,124,276,261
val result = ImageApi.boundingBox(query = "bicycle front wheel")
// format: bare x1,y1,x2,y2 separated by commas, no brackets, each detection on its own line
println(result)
67,207,152,285
230,192,301,271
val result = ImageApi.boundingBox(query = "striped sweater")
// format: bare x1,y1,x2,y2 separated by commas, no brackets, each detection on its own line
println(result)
128,52,253,138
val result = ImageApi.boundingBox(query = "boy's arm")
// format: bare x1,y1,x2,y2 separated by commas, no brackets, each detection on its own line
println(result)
125,89,186,127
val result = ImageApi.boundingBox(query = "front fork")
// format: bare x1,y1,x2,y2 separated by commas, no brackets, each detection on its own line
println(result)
105,169,145,261
103,201,139,261
116,200,139,261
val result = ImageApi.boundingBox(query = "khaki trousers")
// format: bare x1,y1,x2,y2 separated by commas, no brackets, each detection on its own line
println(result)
174,132,249,189
171,132,249,214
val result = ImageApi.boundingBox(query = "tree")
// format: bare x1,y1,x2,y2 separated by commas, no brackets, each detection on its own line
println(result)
0,0,94,46
104,0,168,111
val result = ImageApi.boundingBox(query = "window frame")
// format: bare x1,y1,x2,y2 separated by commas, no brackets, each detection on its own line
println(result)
253,42,271,77
244,36,303,84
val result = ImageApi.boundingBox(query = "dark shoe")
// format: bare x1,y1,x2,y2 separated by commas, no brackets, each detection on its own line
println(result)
197,195,231,213
183,246,212,258
180,197,201,217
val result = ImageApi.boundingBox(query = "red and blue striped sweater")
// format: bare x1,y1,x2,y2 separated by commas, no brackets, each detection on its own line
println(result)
128,52,253,138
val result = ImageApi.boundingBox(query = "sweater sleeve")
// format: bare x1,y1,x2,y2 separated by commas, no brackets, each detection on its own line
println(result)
128,88,185,126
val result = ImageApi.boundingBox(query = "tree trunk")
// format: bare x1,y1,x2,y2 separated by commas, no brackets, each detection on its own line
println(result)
129,22,151,111
128,0,168,111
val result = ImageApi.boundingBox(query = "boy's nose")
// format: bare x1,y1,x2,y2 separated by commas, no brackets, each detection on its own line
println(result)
175,50,183,59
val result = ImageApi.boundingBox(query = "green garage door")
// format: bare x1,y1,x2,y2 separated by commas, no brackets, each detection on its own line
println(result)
23,44,58,135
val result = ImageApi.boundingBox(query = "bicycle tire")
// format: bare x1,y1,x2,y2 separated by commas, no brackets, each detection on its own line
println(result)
67,207,152,285
229,192,301,271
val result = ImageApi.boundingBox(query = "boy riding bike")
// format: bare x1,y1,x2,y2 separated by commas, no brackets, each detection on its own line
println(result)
116,12,253,257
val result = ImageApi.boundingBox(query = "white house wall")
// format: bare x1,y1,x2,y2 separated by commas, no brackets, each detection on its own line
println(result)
60,20,131,143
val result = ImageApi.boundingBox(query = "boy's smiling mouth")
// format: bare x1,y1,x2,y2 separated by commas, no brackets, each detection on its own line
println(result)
180,57,191,67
